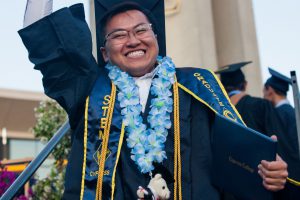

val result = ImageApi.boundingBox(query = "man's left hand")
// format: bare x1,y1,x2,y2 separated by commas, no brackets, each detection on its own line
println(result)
258,154,288,192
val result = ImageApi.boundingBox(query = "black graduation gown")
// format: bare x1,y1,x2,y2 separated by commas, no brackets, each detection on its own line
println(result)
235,95,288,154
275,104,300,199
276,104,300,179
235,95,300,199
235,95,284,137
19,4,221,200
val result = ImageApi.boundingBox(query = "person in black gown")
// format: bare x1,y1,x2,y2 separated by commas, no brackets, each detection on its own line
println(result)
263,68,300,199
217,62,296,199
19,1,288,199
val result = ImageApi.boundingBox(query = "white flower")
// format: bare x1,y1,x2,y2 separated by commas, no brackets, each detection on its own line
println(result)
44,185,52,193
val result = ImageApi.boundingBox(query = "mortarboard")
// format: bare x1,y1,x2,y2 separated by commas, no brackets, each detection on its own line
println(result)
214,61,252,87
265,68,291,95
94,0,166,67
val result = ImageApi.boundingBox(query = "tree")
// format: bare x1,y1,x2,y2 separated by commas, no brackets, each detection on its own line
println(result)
31,100,70,199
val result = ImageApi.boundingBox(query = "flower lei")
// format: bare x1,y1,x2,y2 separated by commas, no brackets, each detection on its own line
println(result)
105,56,175,174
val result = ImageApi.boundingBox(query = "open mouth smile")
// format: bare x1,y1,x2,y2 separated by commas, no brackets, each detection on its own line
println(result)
126,50,146,58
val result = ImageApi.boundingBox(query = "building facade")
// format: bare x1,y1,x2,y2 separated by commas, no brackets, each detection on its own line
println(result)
0,88,47,160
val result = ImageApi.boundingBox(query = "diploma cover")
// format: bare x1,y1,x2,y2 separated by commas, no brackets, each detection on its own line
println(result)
212,114,277,200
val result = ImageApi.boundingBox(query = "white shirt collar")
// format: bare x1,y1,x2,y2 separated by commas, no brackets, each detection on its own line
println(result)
133,66,158,81
133,67,158,112
275,99,290,108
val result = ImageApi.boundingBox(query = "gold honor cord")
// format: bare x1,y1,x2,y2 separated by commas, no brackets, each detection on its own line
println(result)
287,177,300,186
80,97,90,200
110,123,126,200
173,79,182,200
96,84,116,200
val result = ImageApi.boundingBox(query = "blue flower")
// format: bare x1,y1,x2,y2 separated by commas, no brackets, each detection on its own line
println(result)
152,148,167,163
151,78,172,96
137,154,155,173
151,97,173,112
121,104,142,116
118,87,139,107
123,114,143,128
131,143,146,155
147,132,162,149
126,124,146,148
153,127,168,142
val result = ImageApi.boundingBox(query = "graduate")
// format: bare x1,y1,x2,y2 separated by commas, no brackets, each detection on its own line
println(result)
19,1,288,199
216,62,294,199
216,62,285,136
264,68,300,199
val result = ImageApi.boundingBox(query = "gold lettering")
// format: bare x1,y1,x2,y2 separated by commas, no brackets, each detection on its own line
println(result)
100,118,108,129
194,72,227,110
202,80,208,85
90,171,96,176
89,170,110,177
194,73,206,81
204,84,211,89
103,95,111,105
99,130,104,139
228,156,254,173
102,106,109,116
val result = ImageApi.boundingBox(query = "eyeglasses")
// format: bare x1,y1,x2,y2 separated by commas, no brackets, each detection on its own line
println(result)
104,23,153,45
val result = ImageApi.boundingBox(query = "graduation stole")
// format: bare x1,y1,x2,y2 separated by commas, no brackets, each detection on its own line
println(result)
80,70,124,200
176,67,244,125
80,67,243,200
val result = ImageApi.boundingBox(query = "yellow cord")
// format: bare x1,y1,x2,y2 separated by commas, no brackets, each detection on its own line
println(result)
173,79,182,200
110,123,126,200
96,84,116,200
287,177,300,186
80,97,90,200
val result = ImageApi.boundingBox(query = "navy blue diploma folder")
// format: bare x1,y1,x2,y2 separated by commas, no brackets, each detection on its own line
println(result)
212,114,277,200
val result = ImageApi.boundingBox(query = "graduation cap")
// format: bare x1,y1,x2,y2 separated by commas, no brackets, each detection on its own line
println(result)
94,0,166,67
265,68,291,95
214,61,252,87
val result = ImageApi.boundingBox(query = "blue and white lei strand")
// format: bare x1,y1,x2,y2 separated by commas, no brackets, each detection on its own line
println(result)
105,56,175,174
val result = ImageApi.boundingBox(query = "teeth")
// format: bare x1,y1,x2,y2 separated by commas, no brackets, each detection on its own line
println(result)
127,50,144,58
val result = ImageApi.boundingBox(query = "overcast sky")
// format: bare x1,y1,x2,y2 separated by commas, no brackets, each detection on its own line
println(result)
0,0,299,102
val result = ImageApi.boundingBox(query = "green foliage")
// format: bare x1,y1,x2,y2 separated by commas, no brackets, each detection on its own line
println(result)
32,100,70,199
31,168,65,200
33,100,70,169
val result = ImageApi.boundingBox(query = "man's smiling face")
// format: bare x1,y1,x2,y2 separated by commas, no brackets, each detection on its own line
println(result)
101,10,159,77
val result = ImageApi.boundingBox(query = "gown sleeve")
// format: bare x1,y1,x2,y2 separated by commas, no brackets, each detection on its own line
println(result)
18,4,100,128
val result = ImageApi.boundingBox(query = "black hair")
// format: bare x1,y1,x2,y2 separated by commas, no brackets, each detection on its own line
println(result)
264,84,287,97
99,2,158,46
224,81,247,93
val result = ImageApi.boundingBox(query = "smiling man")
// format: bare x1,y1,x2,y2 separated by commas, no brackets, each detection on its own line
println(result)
100,10,159,77
19,1,288,199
